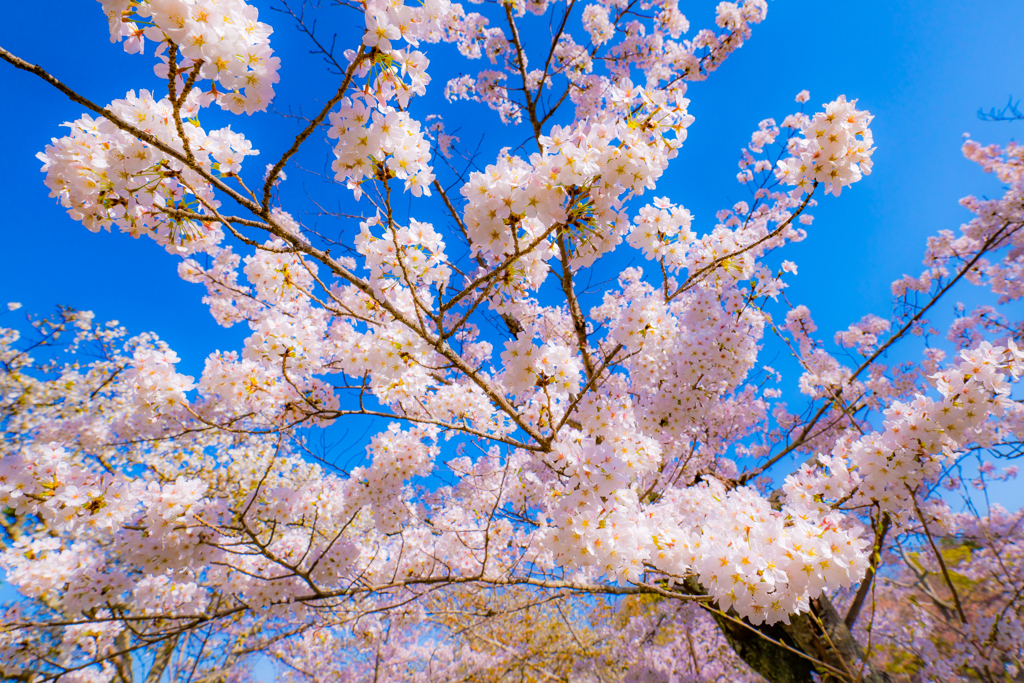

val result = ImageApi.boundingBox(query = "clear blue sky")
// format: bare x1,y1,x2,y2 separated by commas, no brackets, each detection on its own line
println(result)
1,0,1023,494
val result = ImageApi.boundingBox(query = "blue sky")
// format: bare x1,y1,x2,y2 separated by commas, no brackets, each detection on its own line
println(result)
1,0,1023,493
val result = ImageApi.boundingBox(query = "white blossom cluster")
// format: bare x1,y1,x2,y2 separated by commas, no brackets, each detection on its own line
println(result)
776,95,875,196
786,341,1024,516
99,0,280,114
37,88,257,253
328,96,435,199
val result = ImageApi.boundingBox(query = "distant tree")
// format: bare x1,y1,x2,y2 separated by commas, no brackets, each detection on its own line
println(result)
978,96,1024,122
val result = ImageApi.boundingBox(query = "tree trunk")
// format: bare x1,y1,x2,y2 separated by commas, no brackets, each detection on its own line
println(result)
682,578,891,683
706,608,813,683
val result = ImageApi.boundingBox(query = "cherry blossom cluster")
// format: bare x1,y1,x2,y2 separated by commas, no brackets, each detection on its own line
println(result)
582,5,615,46
328,95,434,199
324,0,456,198
834,313,891,354
242,239,318,303
647,479,870,625
0,442,143,534
444,70,521,124
14,0,1024,676
124,346,196,419
586,0,767,99
362,0,451,51
37,88,257,252
0,313,495,677
499,334,583,398
426,115,459,160
776,95,875,196
948,304,1015,350
786,341,1024,517
536,383,664,579
347,423,439,533
459,151,561,277
625,197,695,271
0,442,212,615
99,0,280,114
179,243,263,325
355,215,452,294
627,182,811,289
460,86,694,274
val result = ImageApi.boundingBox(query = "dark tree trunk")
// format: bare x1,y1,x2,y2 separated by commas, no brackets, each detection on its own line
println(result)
706,608,813,683
682,578,891,683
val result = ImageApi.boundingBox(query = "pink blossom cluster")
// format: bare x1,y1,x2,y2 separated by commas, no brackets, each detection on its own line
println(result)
36,88,257,253
334,0,450,189
834,313,891,354
99,0,280,113
776,95,875,196
355,215,452,295
582,4,615,46
362,0,451,51
242,238,318,303
647,479,869,625
626,197,695,271
327,95,434,199
537,382,664,580
444,70,522,124
178,244,262,325
499,334,583,397
0,442,212,616
124,346,196,418
0,443,143,533
347,424,439,533
460,86,694,273
786,341,1024,517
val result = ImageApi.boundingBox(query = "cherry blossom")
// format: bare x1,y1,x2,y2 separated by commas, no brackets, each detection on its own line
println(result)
2,0,1024,680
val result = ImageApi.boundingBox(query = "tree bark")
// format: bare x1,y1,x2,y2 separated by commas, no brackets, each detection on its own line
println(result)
706,609,813,683
682,578,891,683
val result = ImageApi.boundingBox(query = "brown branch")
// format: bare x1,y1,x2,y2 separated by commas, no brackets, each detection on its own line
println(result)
260,45,366,214
0,45,258,214
911,490,968,625
844,512,891,629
